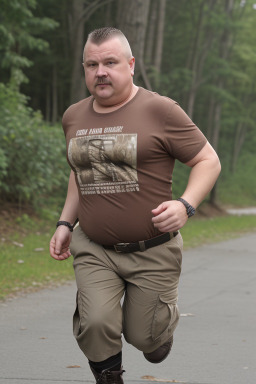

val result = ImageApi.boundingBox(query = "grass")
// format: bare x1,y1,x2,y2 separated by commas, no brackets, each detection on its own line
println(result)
0,212,74,301
1,210,256,301
1,232,74,301
181,214,256,249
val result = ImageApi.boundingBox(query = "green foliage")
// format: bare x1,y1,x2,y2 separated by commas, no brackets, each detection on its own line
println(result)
0,82,69,207
150,68,193,101
218,151,256,206
0,0,58,86
0,0,256,209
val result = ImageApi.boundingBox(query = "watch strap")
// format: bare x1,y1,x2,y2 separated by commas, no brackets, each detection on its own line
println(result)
176,197,196,218
56,220,74,232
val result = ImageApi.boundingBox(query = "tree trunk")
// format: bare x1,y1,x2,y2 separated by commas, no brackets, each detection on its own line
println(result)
210,0,235,145
104,1,113,26
209,182,218,205
45,84,50,123
186,1,209,118
116,0,151,87
185,0,217,118
154,0,166,72
69,0,86,104
52,63,58,123
206,97,215,141
231,122,247,173
209,101,221,205
212,101,222,150
151,0,166,89
145,1,158,64
209,0,235,205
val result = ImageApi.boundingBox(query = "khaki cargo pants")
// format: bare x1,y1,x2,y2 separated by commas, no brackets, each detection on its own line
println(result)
70,225,183,362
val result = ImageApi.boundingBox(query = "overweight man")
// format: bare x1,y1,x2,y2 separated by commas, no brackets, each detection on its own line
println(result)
50,27,221,384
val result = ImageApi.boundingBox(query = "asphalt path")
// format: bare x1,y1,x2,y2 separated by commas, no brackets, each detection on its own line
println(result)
1,233,255,384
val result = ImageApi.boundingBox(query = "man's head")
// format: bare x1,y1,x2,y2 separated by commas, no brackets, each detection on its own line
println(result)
83,27,135,108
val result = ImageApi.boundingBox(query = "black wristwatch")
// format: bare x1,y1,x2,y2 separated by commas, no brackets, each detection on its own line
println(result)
176,198,196,218
56,219,78,232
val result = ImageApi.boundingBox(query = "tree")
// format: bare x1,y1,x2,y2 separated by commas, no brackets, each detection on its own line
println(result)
69,0,87,104
2,0,255,207
69,0,115,104
116,0,151,88
144,0,167,89
227,0,256,173
185,0,217,119
206,0,240,203
0,0,58,87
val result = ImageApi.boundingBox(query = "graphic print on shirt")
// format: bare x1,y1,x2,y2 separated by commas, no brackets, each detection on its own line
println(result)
68,133,139,195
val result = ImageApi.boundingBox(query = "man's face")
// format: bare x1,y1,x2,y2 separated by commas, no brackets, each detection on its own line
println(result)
83,37,135,107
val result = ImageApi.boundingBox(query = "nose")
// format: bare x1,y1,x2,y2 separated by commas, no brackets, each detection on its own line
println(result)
96,63,107,77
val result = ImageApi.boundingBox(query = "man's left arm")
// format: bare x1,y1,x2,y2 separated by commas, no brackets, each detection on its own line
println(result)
152,141,221,233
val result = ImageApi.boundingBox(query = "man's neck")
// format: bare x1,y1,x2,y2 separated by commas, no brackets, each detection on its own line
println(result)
93,85,138,114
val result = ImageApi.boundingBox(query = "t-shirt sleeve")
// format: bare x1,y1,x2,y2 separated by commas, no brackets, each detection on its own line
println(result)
163,103,207,163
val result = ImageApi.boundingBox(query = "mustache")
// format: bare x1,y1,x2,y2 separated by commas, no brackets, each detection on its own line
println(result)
95,78,111,85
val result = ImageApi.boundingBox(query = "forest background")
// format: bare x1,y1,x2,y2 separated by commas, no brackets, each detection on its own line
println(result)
1,0,256,216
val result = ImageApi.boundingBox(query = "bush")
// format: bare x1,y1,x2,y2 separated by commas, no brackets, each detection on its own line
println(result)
0,82,69,208
218,151,256,206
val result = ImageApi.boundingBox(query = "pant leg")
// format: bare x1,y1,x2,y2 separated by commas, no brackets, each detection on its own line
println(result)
122,232,183,353
70,226,125,362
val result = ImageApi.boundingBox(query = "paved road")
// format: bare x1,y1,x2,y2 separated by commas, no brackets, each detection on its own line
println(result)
1,233,255,384
226,207,256,215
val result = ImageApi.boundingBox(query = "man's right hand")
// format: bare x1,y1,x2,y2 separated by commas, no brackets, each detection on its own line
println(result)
49,226,72,261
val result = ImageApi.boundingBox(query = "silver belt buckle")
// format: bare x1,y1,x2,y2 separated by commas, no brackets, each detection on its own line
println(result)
114,242,129,253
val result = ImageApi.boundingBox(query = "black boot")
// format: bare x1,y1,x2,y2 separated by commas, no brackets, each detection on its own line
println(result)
90,366,125,384
143,335,173,364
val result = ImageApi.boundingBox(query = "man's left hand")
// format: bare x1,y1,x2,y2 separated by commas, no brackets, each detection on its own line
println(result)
152,200,188,232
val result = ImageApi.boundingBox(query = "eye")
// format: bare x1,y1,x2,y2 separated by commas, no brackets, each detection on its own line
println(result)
86,62,97,68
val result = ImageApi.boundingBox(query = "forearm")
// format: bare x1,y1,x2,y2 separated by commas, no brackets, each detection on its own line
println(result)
182,143,221,208
152,142,220,233
59,170,79,224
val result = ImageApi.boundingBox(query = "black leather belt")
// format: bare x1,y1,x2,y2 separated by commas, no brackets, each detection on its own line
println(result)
103,231,178,253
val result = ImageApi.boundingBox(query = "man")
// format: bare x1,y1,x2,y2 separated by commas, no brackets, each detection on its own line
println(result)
50,27,221,384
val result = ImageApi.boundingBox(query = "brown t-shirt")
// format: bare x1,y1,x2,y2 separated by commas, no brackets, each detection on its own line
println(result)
62,87,207,245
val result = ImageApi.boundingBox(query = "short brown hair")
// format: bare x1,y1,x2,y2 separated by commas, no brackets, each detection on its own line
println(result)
88,27,125,45
85,27,133,59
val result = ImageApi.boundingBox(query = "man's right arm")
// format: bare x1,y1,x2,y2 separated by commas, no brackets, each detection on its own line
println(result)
49,170,79,261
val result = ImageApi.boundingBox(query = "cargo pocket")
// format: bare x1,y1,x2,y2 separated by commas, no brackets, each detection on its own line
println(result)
151,295,180,342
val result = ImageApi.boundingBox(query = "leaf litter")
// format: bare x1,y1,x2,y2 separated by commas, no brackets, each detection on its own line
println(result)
141,376,185,383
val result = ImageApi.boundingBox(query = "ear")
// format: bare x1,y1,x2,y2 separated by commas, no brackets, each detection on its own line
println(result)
129,57,135,76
